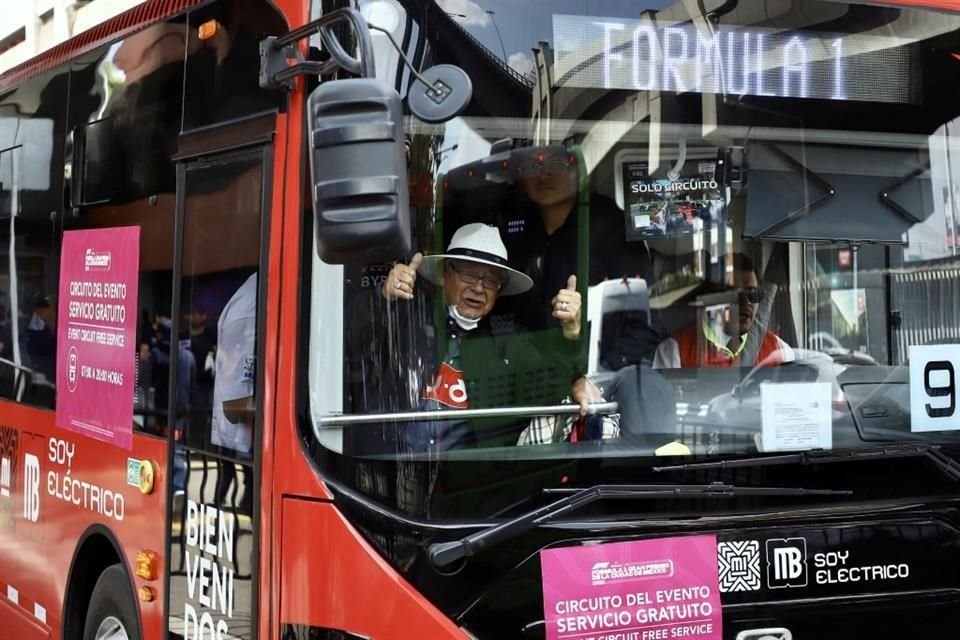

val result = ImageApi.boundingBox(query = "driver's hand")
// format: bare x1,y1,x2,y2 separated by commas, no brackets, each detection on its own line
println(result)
382,253,423,301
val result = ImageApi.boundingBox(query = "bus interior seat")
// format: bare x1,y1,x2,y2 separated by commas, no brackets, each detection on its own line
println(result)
589,278,662,371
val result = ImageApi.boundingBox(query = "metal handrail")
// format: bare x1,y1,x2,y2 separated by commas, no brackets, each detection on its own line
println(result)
317,401,619,427
0,356,33,402
0,356,33,374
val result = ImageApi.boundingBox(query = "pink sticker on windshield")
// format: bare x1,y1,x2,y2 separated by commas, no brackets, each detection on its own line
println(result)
541,534,722,640
56,226,140,449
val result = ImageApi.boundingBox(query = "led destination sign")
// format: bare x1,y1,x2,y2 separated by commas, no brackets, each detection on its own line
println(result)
553,15,915,103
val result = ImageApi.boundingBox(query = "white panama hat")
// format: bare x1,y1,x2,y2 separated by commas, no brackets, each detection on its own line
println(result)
418,223,534,296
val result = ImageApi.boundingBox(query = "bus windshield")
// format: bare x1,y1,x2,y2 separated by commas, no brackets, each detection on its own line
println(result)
307,0,960,474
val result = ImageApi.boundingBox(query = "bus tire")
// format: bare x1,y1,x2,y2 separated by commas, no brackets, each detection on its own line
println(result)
82,564,140,640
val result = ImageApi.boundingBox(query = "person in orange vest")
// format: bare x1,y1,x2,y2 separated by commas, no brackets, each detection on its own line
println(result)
653,253,794,369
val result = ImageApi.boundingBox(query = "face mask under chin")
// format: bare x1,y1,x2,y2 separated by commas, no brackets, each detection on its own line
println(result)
448,304,480,331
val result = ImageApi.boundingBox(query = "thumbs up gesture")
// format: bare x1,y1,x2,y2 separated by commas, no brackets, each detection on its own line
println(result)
551,274,582,339
382,253,423,301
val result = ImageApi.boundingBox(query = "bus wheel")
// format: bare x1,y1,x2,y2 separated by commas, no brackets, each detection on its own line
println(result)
82,564,140,640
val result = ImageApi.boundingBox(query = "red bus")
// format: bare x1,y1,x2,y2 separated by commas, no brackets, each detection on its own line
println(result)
3,0,960,639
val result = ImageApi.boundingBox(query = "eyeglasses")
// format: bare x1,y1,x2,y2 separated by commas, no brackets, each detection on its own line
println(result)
734,286,763,303
447,262,505,291
518,157,574,178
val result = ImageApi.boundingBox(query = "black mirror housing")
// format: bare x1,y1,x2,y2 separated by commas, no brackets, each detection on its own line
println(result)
308,78,411,264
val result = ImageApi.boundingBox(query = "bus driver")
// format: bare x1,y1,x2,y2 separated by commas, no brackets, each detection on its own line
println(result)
652,253,794,369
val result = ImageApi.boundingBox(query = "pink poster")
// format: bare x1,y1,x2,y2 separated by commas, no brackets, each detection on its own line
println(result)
56,226,140,449
541,534,722,640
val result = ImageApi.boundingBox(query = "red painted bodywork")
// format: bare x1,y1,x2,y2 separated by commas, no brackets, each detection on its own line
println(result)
0,401,168,640
0,597,51,640
886,0,960,7
279,499,469,638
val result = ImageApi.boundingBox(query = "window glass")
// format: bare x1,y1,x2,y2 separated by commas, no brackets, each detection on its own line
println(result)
167,149,264,640
0,189,59,406
66,30,186,430
71,20,188,205
0,70,67,409
183,1,287,131
306,0,960,500
176,151,262,458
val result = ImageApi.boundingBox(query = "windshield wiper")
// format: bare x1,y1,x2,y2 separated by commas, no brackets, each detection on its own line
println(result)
653,443,960,481
427,481,850,569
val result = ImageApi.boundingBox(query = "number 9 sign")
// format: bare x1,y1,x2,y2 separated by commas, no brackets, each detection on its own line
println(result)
910,345,960,432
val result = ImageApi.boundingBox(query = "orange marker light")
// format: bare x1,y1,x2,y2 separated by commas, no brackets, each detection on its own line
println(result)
198,20,220,41
138,586,156,602
138,460,156,495
135,550,158,581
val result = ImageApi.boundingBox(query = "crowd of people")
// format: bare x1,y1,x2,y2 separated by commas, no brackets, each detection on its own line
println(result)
135,275,257,513
0,269,257,513
0,294,57,379
0,294,59,404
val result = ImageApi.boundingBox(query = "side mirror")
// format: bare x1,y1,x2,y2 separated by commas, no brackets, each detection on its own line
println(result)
308,78,410,264
406,64,472,124
261,9,474,264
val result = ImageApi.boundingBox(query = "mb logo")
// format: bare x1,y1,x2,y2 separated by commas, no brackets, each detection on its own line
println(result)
766,538,807,588
23,453,39,523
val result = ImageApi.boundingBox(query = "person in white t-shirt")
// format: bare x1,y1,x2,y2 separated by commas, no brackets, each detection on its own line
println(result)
212,273,257,512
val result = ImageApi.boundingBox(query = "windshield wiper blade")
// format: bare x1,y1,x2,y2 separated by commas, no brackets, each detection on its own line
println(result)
653,443,960,481
541,483,848,498
426,482,851,569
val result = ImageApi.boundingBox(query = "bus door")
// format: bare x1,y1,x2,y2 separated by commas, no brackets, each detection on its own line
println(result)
166,138,271,640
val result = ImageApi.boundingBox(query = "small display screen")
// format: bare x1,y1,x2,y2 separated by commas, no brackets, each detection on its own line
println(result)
622,159,725,240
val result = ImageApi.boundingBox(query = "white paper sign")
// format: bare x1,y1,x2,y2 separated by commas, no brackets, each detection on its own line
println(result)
909,344,960,432
761,383,832,451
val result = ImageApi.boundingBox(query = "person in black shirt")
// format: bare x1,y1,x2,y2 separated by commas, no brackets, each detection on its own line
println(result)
184,304,216,410
25,295,56,383
0,307,30,366
498,145,654,336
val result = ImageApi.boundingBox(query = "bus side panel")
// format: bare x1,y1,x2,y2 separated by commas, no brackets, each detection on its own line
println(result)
0,598,49,640
0,400,168,640
278,498,467,639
